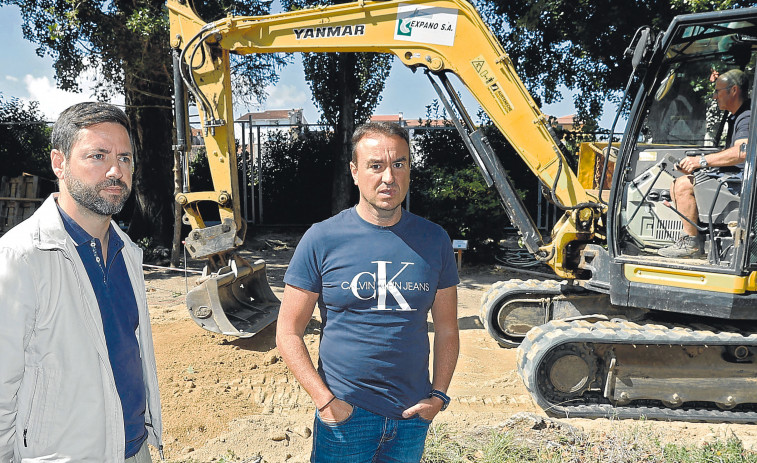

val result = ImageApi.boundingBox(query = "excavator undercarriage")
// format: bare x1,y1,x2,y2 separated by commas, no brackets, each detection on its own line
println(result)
484,278,757,422
519,318,757,423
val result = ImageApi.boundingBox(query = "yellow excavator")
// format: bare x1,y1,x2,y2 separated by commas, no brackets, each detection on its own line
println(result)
168,0,757,422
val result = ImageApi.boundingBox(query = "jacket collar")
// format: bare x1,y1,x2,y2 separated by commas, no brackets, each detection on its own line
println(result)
33,194,71,251
33,194,135,255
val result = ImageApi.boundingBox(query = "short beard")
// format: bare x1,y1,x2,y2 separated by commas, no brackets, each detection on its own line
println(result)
64,167,131,217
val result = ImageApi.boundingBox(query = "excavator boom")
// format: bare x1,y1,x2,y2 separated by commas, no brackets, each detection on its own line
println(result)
168,0,602,337
168,0,595,240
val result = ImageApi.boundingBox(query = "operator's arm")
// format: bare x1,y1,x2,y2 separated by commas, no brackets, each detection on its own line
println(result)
275,284,353,421
702,138,747,168
0,248,35,460
402,285,459,420
677,138,747,174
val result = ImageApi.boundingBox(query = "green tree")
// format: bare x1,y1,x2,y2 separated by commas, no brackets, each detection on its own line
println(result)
304,52,393,214
0,94,53,179
1,0,283,247
258,128,334,223
477,0,752,124
410,104,526,261
283,0,393,214
2,0,178,245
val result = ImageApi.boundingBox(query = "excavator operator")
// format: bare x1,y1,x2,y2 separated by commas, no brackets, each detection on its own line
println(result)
659,69,751,259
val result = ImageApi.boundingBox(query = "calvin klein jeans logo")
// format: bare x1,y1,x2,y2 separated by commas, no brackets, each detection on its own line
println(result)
346,261,416,311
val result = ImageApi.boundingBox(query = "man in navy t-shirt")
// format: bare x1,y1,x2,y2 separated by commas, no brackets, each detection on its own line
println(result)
277,122,459,462
659,69,751,258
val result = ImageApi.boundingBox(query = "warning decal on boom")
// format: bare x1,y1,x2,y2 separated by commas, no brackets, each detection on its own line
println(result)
471,55,513,114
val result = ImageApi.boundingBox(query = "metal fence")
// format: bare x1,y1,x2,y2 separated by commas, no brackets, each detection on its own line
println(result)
231,121,567,232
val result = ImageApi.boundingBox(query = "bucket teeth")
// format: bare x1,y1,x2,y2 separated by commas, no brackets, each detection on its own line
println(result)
187,255,280,338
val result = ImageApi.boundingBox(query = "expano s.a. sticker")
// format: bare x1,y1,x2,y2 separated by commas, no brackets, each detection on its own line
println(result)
395,3,458,47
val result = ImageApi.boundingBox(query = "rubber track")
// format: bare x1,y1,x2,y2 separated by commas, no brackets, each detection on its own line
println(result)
517,318,757,423
479,279,562,345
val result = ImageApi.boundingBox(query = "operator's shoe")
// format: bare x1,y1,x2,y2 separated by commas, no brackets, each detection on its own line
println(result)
658,234,704,258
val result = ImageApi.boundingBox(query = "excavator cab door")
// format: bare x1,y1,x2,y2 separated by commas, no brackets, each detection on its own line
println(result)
607,8,757,316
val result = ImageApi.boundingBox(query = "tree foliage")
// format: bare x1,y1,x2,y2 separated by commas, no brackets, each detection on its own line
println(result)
191,1,289,106
1,0,175,245
0,95,53,179
1,0,284,247
477,0,753,124
282,0,393,214
410,105,534,260
299,52,394,129
188,128,336,225
258,129,335,224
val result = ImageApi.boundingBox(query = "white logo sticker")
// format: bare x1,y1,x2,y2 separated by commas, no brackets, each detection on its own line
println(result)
340,260,431,311
395,3,458,47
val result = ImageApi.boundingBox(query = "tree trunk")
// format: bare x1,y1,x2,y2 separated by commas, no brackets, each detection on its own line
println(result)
331,53,357,215
125,72,176,249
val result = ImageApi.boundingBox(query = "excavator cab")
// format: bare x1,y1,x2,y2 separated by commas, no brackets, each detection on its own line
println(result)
614,13,757,269
515,9,757,423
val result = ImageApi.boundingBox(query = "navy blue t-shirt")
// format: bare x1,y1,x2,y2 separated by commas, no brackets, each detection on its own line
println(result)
726,100,750,171
284,207,459,419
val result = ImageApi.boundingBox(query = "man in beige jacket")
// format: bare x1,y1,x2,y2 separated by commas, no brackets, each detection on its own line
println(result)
0,102,162,462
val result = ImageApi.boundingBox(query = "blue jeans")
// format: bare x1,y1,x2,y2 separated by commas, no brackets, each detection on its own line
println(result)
311,404,432,463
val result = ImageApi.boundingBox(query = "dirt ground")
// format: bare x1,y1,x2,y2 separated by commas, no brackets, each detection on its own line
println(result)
143,232,757,462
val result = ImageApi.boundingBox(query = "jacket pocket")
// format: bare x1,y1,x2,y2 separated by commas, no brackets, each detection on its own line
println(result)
20,367,57,450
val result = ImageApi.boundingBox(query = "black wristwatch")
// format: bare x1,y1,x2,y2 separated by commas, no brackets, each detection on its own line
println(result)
429,389,451,411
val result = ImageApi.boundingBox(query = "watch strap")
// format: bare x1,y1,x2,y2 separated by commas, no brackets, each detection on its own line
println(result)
429,389,451,411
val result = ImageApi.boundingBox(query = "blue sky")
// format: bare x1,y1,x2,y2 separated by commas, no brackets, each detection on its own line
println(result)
0,3,597,125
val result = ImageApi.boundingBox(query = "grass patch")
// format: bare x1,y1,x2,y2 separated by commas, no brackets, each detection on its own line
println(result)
422,424,469,463
664,437,757,462
423,417,757,463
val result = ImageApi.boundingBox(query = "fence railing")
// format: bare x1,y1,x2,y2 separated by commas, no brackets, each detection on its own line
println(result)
224,122,586,232
0,174,50,235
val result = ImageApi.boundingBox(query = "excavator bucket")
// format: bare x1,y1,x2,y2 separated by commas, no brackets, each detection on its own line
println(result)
186,255,280,338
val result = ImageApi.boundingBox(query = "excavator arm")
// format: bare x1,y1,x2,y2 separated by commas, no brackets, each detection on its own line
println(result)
168,0,604,336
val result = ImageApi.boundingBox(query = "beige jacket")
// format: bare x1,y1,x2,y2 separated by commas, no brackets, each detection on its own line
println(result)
0,195,162,462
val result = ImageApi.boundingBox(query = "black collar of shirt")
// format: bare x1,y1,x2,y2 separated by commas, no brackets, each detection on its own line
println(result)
729,100,751,121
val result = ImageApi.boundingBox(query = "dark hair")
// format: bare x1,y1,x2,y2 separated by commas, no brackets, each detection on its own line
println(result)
51,102,132,159
351,122,410,163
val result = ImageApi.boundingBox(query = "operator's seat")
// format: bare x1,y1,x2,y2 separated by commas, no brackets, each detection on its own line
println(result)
692,169,742,263
693,169,742,225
